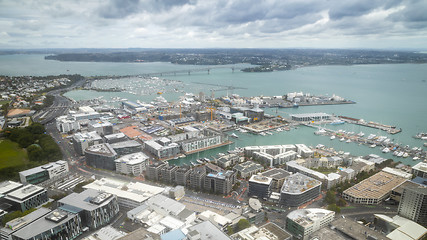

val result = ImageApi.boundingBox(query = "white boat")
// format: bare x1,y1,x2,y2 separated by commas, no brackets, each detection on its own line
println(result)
260,132,267,136
340,138,345,142
230,133,239,138
393,151,399,156
316,144,325,149
357,132,365,137
315,128,327,135
403,152,409,158
370,144,376,148
367,134,376,140
413,157,420,161
266,131,273,135
382,147,390,153
276,128,283,132
397,152,404,157
346,139,352,143
330,136,336,140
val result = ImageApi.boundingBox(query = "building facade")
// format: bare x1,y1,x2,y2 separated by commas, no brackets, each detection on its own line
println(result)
280,173,321,207
397,185,427,226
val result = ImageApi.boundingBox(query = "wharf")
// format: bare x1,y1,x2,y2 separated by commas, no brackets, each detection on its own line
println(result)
339,116,401,134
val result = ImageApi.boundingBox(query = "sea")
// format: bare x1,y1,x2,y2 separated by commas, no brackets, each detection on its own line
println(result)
1,54,426,166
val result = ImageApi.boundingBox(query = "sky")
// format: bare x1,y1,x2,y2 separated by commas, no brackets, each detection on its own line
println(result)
0,0,427,49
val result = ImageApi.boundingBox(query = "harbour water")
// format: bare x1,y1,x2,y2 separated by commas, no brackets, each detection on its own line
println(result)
1,54,426,166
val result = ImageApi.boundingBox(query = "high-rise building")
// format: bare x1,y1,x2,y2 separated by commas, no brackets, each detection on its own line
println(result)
280,173,321,207
397,185,427,226
204,171,236,195
286,208,335,240
248,175,272,200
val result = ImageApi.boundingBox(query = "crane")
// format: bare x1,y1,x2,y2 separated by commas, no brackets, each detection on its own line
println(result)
206,106,216,121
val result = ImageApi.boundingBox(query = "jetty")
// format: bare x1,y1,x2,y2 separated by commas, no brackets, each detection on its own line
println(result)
339,116,401,134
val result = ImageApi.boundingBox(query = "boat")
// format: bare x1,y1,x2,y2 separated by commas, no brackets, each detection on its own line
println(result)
230,133,239,138
367,134,376,140
330,136,336,140
330,119,345,125
315,129,327,135
357,132,365,137
346,139,352,143
292,103,299,108
397,152,404,157
196,159,204,164
413,157,420,161
393,151,399,156
370,144,376,148
382,147,390,153
266,131,273,135
260,132,267,136
403,152,409,158
340,138,345,142
414,132,427,139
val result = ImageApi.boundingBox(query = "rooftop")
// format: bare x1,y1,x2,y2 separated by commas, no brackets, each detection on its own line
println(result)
343,170,408,200
249,175,273,185
188,220,231,240
59,189,115,212
85,143,117,156
6,184,45,201
261,168,291,180
281,173,322,194
331,218,391,240
110,140,142,149
0,181,23,195
19,160,67,177
287,208,334,227
115,152,148,165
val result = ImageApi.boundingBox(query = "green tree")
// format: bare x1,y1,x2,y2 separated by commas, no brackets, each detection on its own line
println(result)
337,198,347,207
27,123,45,135
17,131,35,148
325,190,336,205
327,204,341,213
227,225,234,235
27,144,44,162
237,219,250,231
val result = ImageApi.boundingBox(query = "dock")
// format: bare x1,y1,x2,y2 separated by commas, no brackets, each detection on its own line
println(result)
339,116,402,134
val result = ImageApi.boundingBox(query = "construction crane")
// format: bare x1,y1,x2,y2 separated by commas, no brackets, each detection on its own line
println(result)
206,106,216,121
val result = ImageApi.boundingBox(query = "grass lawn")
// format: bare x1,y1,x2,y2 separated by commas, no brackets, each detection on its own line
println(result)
0,139,28,169
0,100,10,105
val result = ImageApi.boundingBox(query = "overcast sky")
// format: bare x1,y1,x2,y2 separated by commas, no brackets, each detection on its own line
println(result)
1,0,426,49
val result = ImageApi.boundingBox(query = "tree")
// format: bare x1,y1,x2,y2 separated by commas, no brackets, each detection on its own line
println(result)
327,204,341,213
337,198,347,207
325,190,336,205
227,225,234,235
27,144,44,162
237,219,250,231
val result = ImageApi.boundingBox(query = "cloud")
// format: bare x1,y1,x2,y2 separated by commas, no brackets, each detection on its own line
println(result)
0,0,426,49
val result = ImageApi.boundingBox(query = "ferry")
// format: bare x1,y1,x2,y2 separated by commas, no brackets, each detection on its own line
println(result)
330,120,345,125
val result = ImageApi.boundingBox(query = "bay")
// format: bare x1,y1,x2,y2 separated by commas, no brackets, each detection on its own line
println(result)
1,54,426,166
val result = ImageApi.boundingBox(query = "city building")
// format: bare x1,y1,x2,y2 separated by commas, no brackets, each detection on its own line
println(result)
286,208,335,240
295,144,314,158
83,178,164,210
115,152,149,176
280,173,322,207
331,218,390,240
72,131,103,155
286,160,341,189
244,145,299,167
8,208,83,240
374,214,427,239
0,208,51,240
175,166,191,187
88,120,113,136
248,175,272,200
215,153,240,169
58,189,119,230
103,132,128,144
3,184,48,212
241,198,265,225
232,222,291,240
19,160,69,184
233,161,264,179
144,138,180,160
204,171,236,195
187,221,231,240
260,168,291,192
397,185,427,226
412,162,427,178
56,115,80,133
189,166,206,191
146,161,168,182
179,128,227,154
342,169,410,204
289,113,331,122
110,140,142,156
161,165,179,184
85,143,118,171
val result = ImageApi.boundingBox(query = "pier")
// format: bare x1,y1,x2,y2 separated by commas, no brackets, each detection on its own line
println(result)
138,66,240,77
339,116,402,134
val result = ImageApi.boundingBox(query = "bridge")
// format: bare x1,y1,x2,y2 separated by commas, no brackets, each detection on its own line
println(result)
137,66,240,77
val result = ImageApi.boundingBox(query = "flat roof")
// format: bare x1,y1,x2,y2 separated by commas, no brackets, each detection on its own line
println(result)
4,207,50,233
115,152,148,165
146,194,185,216
259,222,292,240
6,184,45,201
85,143,117,156
19,160,67,177
12,209,78,240
261,168,291,180
104,132,126,140
281,173,322,194
59,189,114,212
249,175,272,185
188,220,231,240
412,162,427,172
287,208,334,227
290,112,330,118
343,171,407,201
0,181,23,195
110,140,141,149
331,218,391,240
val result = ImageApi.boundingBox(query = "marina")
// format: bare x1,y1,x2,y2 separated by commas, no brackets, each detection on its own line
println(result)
339,116,402,134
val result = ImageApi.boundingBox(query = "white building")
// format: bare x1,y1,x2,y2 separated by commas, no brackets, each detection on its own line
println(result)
286,208,335,240
115,152,149,176
72,131,103,155
19,160,69,184
56,115,80,133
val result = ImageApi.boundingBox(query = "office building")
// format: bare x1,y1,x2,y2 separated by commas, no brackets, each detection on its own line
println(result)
72,131,103,155
204,171,236,195
103,132,127,144
145,161,168,182
56,115,80,133
85,143,118,171
190,166,206,191
58,189,119,230
280,173,321,207
110,140,142,156
144,138,180,160
260,168,291,192
397,185,427,226
161,165,178,184
175,167,191,187
232,222,291,240
233,161,264,179
286,208,335,240
412,162,427,178
19,160,69,184
115,152,149,176
4,184,48,212
248,175,272,200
